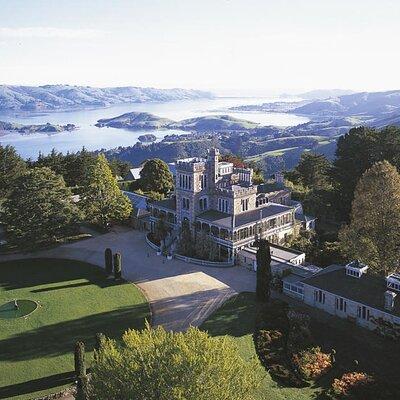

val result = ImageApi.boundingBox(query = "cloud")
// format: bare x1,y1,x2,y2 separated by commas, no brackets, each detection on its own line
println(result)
0,27,105,39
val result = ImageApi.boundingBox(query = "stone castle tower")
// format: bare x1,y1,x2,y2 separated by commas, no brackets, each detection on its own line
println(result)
175,148,219,225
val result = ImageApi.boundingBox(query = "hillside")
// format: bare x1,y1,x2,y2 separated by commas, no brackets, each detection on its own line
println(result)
292,90,400,118
0,85,214,112
0,121,76,136
296,89,355,100
96,112,173,130
170,115,260,131
96,112,260,132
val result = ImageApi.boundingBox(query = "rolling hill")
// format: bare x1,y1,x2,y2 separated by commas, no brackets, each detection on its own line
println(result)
0,85,214,112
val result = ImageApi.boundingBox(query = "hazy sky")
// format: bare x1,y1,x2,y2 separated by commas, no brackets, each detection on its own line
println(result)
1,0,400,94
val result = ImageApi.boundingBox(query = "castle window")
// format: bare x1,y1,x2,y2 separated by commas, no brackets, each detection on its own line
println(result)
218,198,228,213
241,198,249,212
182,198,190,210
199,197,208,211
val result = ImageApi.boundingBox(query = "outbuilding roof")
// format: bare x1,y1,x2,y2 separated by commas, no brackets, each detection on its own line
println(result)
302,265,400,317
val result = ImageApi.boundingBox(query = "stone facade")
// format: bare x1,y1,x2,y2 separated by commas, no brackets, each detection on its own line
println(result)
150,148,298,261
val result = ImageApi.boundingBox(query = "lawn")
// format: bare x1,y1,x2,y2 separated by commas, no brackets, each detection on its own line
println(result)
200,292,400,399
0,258,150,400
200,293,320,400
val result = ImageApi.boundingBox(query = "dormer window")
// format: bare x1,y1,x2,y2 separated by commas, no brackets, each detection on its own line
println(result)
345,260,368,279
386,273,400,291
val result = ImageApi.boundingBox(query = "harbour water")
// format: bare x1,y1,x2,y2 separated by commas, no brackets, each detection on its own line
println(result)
0,96,309,159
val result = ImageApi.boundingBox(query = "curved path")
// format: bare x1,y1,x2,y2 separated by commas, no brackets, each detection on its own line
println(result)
0,228,255,331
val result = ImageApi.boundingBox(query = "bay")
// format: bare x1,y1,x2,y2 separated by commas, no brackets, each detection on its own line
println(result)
0,96,309,159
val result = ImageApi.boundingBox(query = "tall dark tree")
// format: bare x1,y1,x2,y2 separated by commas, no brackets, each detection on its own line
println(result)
139,158,173,196
333,126,377,220
3,167,81,247
294,152,331,188
74,341,86,378
255,239,272,302
105,248,113,275
0,145,27,198
108,158,132,179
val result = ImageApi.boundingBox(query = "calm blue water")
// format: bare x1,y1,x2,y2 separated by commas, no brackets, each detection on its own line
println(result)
0,97,309,159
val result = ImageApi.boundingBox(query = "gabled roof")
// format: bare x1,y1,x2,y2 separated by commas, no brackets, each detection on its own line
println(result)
125,167,142,180
302,265,400,317
152,197,176,212
122,191,150,217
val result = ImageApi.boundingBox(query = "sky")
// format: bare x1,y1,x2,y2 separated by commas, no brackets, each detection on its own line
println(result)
1,0,400,95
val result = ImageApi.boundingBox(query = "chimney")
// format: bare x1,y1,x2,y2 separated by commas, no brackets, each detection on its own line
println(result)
384,290,397,311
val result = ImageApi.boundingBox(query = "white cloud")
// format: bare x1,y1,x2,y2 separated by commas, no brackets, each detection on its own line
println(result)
0,27,105,39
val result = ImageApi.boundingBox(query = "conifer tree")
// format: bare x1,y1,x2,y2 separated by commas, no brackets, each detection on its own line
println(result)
255,239,272,302
0,144,27,198
3,167,81,246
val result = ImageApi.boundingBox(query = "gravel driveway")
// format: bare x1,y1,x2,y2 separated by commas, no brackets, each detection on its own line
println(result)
0,228,255,331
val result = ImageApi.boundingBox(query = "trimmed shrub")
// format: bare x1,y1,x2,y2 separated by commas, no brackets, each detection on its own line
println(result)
76,375,89,400
291,346,332,381
95,332,106,352
114,252,122,280
74,341,86,378
105,248,113,275
330,372,376,399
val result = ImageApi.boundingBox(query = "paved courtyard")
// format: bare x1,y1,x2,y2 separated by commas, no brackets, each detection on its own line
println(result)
0,228,256,331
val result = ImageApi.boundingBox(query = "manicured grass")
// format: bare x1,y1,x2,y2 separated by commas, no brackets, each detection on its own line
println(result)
200,293,320,400
0,258,150,399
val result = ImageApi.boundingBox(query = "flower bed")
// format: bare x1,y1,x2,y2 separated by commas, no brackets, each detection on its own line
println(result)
254,303,332,387
253,300,305,387
330,372,376,399
292,346,332,381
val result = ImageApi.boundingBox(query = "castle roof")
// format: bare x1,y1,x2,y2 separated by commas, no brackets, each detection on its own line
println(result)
197,203,293,229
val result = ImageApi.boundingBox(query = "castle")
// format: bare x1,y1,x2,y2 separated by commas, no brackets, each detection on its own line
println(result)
150,148,300,262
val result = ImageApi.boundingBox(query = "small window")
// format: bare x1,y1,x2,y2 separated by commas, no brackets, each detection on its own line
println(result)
315,290,325,304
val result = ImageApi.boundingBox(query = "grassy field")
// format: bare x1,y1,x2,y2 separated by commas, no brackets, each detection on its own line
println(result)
0,258,150,400
200,293,320,400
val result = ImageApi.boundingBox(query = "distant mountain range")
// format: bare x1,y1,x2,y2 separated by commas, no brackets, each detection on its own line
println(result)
0,85,214,112
295,89,355,100
96,112,260,132
230,89,400,128
291,90,400,119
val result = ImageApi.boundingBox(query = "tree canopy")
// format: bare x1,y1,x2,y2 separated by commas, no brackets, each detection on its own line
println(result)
333,126,400,220
139,158,174,195
3,167,81,246
291,152,331,188
80,154,132,229
339,161,400,276
89,324,259,400
0,145,27,198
